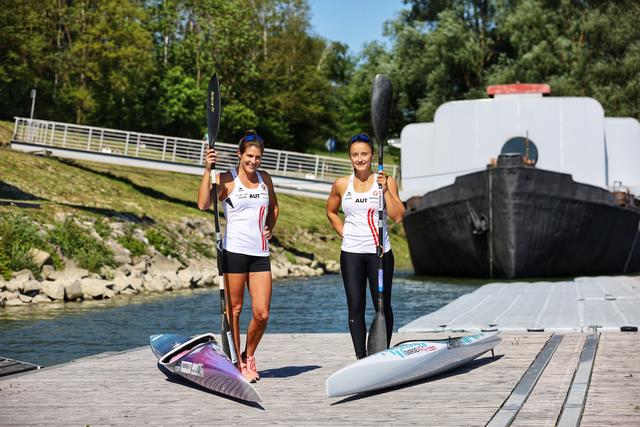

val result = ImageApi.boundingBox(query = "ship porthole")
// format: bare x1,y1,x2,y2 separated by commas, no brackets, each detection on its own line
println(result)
501,137,539,166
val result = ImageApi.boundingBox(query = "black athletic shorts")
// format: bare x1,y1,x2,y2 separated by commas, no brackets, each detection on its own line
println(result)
222,250,271,274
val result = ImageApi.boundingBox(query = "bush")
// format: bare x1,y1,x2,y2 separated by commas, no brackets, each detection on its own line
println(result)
117,234,146,257
285,251,296,264
50,251,63,271
191,240,214,258
94,217,111,239
146,227,179,258
0,214,44,279
0,250,12,281
50,219,115,272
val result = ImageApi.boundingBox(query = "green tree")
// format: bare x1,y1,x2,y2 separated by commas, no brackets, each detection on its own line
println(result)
0,0,155,128
338,42,394,140
318,41,355,85
0,0,348,151
156,66,202,136
247,0,338,150
488,0,587,91
580,1,640,118
146,0,261,139
0,1,60,120
387,1,497,122
42,0,155,126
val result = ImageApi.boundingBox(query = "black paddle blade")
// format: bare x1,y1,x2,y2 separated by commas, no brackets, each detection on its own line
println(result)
367,300,387,355
370,74,393,146
368,73,392,357
206,73,221,148
219,288,232,359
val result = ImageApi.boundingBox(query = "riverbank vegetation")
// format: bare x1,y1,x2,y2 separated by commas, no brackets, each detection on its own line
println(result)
0,148,411,281
1,1,638,154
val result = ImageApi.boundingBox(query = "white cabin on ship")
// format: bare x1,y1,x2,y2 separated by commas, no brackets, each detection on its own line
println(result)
400,84,640,200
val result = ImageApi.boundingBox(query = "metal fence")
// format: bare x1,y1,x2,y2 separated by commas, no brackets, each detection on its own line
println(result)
12,118,397,182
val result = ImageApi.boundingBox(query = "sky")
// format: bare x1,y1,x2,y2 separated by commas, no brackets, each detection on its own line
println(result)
308,0,408,55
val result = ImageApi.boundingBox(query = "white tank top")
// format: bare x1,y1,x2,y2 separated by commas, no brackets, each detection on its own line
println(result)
341,174,391,254
222,169,270,256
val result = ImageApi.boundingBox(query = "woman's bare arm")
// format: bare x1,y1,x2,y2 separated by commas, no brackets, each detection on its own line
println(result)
326,177,347,238
384,176,405,223
197,149,218,210
262,171,279,240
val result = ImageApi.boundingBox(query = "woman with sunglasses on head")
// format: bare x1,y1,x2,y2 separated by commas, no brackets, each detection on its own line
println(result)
326,133,405,359
198,129,279,382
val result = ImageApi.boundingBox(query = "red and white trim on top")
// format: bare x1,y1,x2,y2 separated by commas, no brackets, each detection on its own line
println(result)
258,205,267,251
486,84,551,97
367,208,379,247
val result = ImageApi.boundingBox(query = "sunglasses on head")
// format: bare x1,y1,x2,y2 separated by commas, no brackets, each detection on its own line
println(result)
241,134,264,144
350,133,371,143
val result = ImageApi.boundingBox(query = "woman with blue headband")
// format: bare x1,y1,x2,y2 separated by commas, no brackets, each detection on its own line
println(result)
198,129,279,382
326,133,405,359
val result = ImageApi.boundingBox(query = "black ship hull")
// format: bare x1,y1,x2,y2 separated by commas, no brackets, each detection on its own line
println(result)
403,156,640,278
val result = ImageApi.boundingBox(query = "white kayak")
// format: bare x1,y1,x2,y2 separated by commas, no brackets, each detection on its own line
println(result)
326,331,501,397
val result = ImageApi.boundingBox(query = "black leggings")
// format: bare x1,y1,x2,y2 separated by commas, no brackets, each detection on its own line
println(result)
340,250,394,359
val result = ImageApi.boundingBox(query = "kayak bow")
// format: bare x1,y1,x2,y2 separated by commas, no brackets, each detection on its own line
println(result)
150,333,261,402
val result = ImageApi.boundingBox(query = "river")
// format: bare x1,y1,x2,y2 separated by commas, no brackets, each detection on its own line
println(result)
0,273,482,367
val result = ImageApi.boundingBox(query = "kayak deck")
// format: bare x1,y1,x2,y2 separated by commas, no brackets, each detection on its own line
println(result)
1,332,638,426
326,332,502,397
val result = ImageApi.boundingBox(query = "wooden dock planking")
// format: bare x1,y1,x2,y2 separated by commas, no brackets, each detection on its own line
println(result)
0,332,637,426
580,332,640,426
511,334,586,426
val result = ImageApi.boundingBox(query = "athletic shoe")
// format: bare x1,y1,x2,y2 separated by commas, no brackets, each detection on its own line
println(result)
239,361,256,383
246,355,260,381
240,351,259,382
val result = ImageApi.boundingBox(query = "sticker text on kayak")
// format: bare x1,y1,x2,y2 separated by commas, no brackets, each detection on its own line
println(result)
178,361,205,377
388,343,438,358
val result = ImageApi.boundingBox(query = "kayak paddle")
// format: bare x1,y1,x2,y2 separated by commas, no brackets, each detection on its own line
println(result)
206,73,237,364
367,73,393,356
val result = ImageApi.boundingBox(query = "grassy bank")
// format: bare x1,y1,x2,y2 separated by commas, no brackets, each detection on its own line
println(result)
0,146,411,277
0,120,13,146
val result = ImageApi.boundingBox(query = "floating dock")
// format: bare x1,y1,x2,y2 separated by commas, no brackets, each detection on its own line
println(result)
1,331,638,425
401,276,640,333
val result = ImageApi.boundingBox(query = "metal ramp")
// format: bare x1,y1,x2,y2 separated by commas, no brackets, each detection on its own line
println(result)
0,356,41,377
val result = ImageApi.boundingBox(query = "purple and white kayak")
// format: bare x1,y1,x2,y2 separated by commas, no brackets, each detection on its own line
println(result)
150,333,261,402
326,331,501,397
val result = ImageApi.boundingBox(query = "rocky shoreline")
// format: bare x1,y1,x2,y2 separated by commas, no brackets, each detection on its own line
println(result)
0,216,340,308
0,253,340,308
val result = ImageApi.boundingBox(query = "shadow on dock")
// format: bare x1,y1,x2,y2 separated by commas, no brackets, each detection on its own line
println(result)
164,375,264,409
259,364,321,378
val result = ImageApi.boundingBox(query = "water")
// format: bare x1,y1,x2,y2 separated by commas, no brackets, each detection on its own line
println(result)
0,274,480,367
